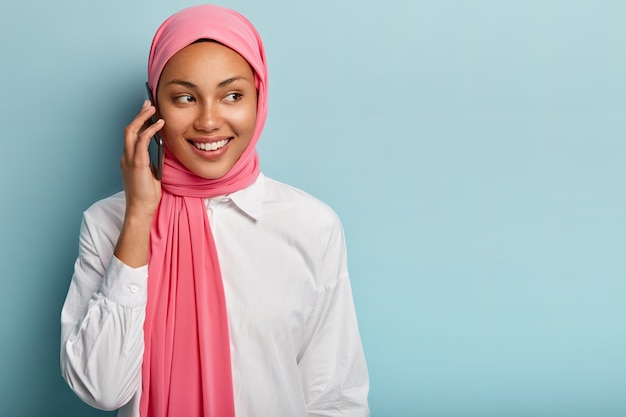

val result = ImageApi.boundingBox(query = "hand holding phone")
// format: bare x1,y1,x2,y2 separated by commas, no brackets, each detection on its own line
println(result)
145,82,164,180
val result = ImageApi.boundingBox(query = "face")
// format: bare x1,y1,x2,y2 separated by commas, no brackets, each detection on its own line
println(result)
156,41,258,179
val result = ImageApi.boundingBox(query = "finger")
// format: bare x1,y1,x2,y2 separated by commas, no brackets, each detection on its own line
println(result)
124,101,157,157
129,100,154,133
125,118,164,176
136,118,164,155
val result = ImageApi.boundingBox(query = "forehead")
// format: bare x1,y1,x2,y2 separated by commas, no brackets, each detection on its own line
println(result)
160,41,254,82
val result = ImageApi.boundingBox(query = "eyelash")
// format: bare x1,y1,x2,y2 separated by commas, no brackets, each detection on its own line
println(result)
173,93,243,104
174,94,194,104
225,92,243,102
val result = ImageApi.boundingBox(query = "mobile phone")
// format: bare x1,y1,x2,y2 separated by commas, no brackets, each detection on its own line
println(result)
145,82,164,180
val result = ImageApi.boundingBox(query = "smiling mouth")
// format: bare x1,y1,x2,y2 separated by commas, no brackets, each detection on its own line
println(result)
191,139,231,151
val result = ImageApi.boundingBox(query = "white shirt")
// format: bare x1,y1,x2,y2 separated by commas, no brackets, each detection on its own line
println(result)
60,173,369,417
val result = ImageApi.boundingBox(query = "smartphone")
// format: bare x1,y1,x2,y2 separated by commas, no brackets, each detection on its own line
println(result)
145,82,164,180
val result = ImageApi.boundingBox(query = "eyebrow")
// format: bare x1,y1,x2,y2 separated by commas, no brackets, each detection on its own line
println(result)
217,76,249,88
167,79,197,89
166,76,250,89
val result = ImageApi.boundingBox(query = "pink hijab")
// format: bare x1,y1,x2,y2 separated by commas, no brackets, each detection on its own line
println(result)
142,5,268,416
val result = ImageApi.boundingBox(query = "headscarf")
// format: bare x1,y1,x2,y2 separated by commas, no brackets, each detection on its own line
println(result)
141,5,268,416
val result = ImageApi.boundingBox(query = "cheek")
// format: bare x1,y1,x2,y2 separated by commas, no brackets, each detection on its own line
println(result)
161,122,177,143
161,123,188,152
232,103,257,136
160,111,188,142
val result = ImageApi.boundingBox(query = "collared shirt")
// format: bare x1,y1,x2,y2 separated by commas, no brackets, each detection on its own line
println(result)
60,173,370,417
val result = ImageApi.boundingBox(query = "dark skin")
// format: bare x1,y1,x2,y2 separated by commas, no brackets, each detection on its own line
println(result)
114,42,257,268
114,100,163,268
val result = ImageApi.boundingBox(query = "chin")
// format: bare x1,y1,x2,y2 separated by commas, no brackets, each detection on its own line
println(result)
192,165,234,180
179,152,240,180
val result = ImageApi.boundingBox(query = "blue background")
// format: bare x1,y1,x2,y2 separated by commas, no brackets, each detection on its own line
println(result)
1,1,625,416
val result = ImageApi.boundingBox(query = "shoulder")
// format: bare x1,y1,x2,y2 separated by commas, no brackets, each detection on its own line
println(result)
261,176,342,230
259,177,349,283
81,191,126,245
257,176,346,252
83,191,125,224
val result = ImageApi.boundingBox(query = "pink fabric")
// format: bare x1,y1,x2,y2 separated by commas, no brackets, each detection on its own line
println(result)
141,5,268,416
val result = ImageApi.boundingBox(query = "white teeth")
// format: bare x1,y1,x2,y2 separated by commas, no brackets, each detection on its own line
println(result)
194,139,229,151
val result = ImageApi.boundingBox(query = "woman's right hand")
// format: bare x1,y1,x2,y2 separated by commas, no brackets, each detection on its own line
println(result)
120,100,165,220
114,100,165,268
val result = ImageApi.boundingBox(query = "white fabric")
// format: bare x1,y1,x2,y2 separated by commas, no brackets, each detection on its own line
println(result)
60,173,370,417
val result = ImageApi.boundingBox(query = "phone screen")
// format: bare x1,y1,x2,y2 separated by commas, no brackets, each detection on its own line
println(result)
145,82,164,180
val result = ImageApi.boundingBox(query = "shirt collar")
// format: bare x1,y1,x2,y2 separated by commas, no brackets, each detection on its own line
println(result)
224,172,266,221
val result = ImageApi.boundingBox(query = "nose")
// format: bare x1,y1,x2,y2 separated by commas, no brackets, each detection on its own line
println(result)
193,102,222,132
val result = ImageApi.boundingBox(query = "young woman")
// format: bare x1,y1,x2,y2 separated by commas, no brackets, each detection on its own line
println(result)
60,5,369,417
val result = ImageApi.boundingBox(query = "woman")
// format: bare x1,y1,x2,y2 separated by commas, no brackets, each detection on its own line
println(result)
60,5,369,417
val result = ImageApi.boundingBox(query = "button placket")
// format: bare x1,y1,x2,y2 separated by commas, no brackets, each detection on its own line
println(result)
206,199,215,226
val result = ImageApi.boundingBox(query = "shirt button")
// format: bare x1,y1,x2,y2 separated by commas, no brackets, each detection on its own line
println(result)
128,285,138,294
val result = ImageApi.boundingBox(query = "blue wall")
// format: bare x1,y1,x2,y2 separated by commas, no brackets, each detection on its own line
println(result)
1,1,625,416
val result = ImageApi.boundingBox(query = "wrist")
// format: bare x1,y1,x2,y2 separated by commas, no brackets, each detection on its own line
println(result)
115,213,153,268
123,209,155,228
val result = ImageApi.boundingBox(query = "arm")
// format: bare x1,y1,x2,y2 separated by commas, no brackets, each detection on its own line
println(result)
298,221,370,417
60,215,147,410
60,100,164,410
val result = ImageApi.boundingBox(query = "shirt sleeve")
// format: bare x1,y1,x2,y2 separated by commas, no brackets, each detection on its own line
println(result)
60,214,147,411
298,220,370,417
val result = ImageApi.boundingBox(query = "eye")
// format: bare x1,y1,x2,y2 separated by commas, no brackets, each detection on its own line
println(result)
224,92,243,102
174,94,194,104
